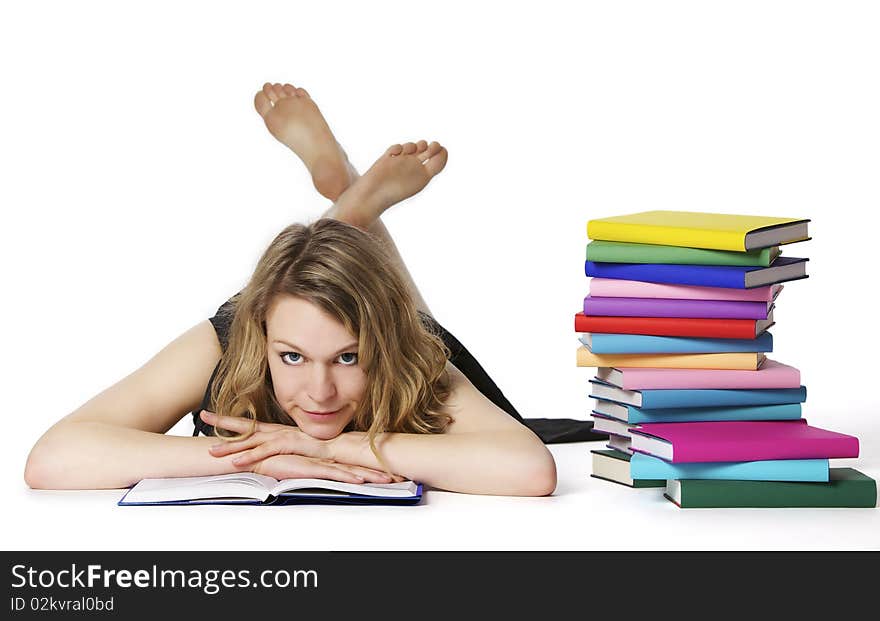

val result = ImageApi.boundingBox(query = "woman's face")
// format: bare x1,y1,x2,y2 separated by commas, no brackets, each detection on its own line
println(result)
265,295,366,440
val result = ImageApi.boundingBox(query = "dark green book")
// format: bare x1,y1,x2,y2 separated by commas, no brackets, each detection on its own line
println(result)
591,449,666,489
664,468,877,508
586,240,780,266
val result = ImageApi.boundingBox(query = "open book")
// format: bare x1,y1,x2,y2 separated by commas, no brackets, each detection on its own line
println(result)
118,472,423,506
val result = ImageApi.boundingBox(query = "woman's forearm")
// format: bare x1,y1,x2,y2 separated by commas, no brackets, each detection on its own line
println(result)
331,429,557,496
24,421,244,490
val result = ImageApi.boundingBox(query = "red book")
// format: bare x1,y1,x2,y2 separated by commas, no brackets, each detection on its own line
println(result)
573,312,774,339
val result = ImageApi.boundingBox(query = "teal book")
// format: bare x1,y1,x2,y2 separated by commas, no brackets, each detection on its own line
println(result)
579,332,774,354
590,449,665,489
589,379,808,409
592,399,802,424
578,332,773,354
631,452,828,482
586,240,780,266
664,468,877,508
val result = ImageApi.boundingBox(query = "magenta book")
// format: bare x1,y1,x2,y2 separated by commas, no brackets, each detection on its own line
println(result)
629,419,859,463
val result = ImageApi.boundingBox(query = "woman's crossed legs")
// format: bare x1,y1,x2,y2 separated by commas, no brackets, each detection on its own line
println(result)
253,81,446,317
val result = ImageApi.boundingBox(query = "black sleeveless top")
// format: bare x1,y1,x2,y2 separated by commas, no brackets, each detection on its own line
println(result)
190,295,604,444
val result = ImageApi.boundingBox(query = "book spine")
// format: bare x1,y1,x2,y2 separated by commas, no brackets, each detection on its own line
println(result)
589,278,779,302
631,455,829,482
638,386,807,408
586,241,772,266
627,403,802,424
675,474,877,508
672,435,860,463
583,296,768,319
606,360,801,390
585,261,747,288
574,313,760,339
586,221,746,251
577,347,761,370
583,332,774,354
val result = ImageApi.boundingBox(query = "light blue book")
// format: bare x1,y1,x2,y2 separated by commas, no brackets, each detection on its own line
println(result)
592,399,802,424
589,378,807,409
579,332,773,354
630,452,830,482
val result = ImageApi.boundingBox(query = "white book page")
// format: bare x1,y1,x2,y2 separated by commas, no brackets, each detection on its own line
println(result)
631,434,674,461
272,479,418,498
590,380,642,407
125,473,279,503
746,222,809,249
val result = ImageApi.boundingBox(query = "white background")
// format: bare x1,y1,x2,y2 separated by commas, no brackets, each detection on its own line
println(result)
1,1,878,550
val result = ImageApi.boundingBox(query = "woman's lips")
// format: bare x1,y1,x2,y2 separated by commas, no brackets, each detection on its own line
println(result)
301,407,341,419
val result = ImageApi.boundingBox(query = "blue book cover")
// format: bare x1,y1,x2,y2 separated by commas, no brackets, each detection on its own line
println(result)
584,256,808,289
592,399,802,424
630,452,829,482
580,332,773,354
589,379,807,409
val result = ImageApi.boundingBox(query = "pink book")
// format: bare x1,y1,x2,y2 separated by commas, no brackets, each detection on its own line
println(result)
595,359,800,390
589,278,782,302
630,419,859,463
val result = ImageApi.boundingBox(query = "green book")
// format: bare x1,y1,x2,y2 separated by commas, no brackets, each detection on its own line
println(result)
586,240,781,266
665,468,877,508
591,449,666,489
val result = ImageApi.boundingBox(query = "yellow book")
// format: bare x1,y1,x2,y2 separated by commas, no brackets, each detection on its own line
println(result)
576,347,765,370
587,211,810,252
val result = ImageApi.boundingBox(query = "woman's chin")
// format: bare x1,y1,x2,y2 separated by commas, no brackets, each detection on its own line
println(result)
290,405,353,440
290,415,345,441
300,424,344,441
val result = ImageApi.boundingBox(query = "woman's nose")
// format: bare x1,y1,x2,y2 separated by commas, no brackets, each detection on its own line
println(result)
307,365,337,402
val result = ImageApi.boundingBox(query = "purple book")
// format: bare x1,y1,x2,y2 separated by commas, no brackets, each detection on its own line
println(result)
583,295,771,319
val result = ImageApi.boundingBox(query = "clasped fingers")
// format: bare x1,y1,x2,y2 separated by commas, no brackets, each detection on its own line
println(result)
207,420,327,463
208,432,268,458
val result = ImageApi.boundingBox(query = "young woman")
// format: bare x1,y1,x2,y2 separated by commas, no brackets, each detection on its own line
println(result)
24,82,557,496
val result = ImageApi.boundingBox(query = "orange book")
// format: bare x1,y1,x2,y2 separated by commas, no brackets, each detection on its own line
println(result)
576,347,765,370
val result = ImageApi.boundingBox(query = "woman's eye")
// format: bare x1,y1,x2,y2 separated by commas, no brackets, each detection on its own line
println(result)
281,352,303,365
337,352,358,366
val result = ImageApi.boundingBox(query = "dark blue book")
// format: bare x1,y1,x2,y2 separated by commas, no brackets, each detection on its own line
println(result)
584,256,808,289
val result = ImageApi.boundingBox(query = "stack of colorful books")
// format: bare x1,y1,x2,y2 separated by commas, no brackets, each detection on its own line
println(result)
579,211,876,508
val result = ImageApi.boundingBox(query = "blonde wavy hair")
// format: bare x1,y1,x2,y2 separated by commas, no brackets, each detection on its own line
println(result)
208,218,453,471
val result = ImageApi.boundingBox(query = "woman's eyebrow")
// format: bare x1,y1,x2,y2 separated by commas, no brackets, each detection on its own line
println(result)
272,340,358,356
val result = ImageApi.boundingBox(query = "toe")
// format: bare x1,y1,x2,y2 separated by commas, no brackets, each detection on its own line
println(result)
386,144,404,156
424,146,448,177
272,83,286,100
402,142,417,155
419,141,442,162
296,87,310,98
415,140,428,154
262,83,279,104
254,91,273,117
282,84,297,97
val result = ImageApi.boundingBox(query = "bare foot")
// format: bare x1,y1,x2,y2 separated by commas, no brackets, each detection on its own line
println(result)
334,141,448,227
254,82,356,201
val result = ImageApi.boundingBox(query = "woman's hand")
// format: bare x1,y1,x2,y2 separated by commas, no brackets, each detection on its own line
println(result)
201,410,328,462
199,410,405,483
251,454,397,484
